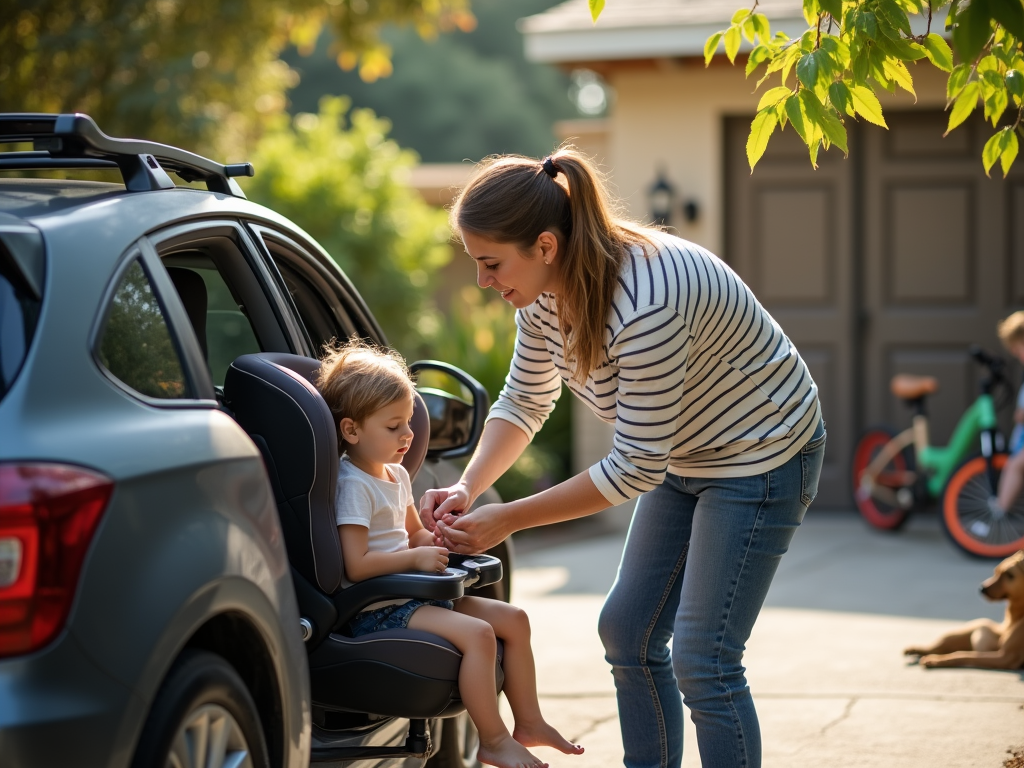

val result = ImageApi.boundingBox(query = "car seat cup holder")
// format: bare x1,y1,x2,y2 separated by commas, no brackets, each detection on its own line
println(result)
447,552,503,589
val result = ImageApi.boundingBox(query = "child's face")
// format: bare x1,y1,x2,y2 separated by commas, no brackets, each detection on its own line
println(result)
343,395,415,469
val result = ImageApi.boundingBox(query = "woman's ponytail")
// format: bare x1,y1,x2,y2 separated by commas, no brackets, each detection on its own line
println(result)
452,146,652,384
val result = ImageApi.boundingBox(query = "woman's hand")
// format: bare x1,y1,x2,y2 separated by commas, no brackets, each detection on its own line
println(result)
419,482,473,532
435,502,514,554
411,546,450,573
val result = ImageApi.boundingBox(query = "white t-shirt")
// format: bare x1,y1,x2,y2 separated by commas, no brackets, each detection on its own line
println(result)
335,455,414,605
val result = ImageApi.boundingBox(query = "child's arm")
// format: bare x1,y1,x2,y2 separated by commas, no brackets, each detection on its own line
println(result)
339,524,448,582
406,503,437,548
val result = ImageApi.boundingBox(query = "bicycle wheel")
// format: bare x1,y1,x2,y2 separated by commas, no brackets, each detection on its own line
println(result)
851,427,913,530
941,453,1024,558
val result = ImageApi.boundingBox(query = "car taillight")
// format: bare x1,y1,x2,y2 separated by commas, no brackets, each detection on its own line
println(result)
0,464,113,658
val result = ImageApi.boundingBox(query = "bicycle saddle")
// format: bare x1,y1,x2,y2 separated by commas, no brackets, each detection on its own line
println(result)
890,374,939,400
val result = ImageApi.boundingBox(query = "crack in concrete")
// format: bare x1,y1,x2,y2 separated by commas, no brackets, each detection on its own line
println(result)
819,697,857,736
568,712,620,744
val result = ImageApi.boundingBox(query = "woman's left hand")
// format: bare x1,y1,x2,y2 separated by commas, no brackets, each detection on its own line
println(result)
435,503,513,554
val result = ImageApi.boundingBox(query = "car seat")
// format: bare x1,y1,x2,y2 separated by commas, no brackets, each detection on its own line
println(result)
223,352,503,757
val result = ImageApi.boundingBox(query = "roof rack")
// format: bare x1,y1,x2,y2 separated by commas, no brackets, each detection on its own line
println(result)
0,113,254,198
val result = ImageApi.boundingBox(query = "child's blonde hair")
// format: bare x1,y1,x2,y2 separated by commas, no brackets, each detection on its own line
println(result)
998,311,1024,349
316,337,415,453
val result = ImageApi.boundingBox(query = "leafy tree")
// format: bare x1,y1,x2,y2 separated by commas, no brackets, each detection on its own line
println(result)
588,0,1024,176
0,0,472,157
242,97,452,356
285,0,577,162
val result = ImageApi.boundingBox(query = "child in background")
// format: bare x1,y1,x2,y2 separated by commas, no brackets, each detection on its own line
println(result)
996,312,1024,513
316,338,583,768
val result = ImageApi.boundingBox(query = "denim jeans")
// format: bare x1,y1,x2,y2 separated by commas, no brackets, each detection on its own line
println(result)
598,420,825,768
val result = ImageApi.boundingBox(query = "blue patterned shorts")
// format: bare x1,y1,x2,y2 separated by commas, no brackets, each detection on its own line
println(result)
345,598,454,637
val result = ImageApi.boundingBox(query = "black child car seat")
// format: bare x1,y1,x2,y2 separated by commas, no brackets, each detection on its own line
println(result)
223,352,503,760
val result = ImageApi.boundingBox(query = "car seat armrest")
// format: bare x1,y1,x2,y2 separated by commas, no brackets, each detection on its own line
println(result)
448,553,503,589
331,570,467,628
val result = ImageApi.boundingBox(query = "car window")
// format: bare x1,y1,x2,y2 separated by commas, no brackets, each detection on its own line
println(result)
0,243,41,403
96,258,188,400
276,259,353,350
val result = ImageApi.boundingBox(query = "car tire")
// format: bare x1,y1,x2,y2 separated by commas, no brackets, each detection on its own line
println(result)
429,713,481,768
132,649,270,768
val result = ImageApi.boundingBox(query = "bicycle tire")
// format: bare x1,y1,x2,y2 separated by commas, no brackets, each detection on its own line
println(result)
851,427,913,530
941,453,1024,558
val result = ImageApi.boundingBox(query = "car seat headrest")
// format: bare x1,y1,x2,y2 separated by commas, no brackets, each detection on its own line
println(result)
166,267,208,360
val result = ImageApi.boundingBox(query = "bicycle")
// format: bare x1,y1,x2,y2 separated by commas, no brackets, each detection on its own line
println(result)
851,346,1024,558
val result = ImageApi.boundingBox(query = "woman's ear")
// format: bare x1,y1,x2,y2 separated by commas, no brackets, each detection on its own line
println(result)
536,230,560,265
339,417,360,445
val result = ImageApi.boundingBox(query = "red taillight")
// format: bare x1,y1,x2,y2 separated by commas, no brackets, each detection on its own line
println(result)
0,464,113,658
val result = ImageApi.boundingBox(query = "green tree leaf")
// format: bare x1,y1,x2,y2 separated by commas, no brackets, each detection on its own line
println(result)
752,13,772,40
821,0,843,20
589,0,606,23
786,91,815,144
747,109,779,169
733,8,752,24
983,128,1006,175
991,0,1024,40
742,15,758,42
1007,69,1024,103
851,84,888,126
705,32,724,66
946,81,981,133
801,89,849,153
803,0,822,25
726,26,743,63
947,63,973,100
797,52,820,90
1001,130,1020,175
878,0,914,35
884,57,917,97
746,45,773,76
758,85,795,111
830,80,856,115
923,33,955,72
984,81,1009,124
952,0,995,63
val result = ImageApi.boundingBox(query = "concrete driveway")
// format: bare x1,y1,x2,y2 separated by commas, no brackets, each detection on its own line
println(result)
506,507,1024,768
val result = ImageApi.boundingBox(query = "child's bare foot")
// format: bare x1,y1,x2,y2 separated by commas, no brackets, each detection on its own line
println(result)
513,721,584,755
478,734,549,768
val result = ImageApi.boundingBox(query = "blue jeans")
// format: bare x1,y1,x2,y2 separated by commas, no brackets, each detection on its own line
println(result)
598,421,825,768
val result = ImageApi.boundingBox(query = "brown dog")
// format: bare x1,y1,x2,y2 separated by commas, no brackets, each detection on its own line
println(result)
904,550,1024,669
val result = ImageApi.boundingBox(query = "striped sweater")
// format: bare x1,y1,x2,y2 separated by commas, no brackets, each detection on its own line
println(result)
486,231,821,505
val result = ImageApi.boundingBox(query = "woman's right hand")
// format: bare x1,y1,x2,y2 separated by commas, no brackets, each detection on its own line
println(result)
419,482,472,532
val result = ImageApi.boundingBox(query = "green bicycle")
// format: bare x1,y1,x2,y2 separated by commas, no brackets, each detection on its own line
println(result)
851,346,1024,558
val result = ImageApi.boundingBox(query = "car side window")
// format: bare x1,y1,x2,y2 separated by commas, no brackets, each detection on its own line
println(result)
97,258,188,400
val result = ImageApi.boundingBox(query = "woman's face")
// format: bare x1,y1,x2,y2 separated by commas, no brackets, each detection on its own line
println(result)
462,230,560,309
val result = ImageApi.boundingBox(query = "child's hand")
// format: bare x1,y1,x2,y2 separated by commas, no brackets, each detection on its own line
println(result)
1015,407,1024,424
412,546,449,573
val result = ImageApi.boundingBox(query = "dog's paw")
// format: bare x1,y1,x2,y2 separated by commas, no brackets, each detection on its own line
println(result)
903,646,925,656
919,655,942,668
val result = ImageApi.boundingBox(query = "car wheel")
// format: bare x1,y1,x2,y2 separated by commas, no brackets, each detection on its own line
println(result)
429,713,481,768
132,650,270,768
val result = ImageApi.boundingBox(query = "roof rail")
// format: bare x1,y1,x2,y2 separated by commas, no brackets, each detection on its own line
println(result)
0,113,254,198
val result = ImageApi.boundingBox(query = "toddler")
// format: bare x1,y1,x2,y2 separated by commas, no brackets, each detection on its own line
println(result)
997,312,1024,513
316,338,583,768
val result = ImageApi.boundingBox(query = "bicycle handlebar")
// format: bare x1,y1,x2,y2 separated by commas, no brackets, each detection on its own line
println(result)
969,344,1006,373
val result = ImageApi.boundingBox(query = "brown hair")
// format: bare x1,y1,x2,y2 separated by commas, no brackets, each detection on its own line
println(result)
998,311,1024,349
316,337,415,453
450,146,654,384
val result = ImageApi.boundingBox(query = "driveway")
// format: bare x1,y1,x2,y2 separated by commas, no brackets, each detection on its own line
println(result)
507,507,1024,767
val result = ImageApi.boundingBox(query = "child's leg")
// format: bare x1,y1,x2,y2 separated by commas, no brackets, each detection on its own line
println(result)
456,597,583,755
997,451,1024,510
406,606,548,768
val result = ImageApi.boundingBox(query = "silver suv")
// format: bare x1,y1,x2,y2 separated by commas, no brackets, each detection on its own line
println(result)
0,113,510,768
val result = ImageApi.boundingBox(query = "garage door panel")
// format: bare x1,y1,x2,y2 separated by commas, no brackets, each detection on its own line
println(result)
755,186,833,305
885,185,975,305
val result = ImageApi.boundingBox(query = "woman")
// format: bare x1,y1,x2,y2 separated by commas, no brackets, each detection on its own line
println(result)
420,148,825,768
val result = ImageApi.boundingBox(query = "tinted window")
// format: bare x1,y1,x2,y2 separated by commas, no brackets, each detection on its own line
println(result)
0,253,41,402
97,259,187,399
275,259,356,350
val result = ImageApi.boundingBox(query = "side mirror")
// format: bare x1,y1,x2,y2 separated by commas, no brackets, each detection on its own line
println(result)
410,361,489,460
